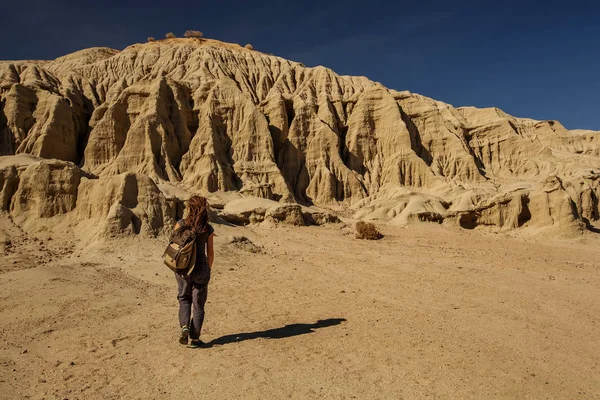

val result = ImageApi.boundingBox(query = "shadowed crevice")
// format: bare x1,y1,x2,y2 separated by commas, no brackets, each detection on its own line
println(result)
284,98,295,131
75,92,95,167
462,127,489,179
582,217,600,234
590,189,599,221
518,195,532,227
398,107,433,166
0,100,10,156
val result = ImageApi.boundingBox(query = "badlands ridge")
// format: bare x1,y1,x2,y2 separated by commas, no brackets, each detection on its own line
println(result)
1,38,599,237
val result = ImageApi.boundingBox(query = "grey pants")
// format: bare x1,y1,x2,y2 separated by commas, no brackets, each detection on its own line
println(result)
175,266,211,339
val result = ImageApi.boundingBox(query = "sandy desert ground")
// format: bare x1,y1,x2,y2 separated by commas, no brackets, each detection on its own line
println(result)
1,217,600,399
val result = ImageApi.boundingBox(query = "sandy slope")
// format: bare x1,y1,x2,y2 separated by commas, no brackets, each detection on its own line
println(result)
1,219,600,399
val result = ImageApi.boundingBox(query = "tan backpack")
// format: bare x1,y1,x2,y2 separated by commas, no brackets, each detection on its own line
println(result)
163,223,197,275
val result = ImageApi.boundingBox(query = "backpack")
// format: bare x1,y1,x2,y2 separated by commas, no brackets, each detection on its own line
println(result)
163,223,197,275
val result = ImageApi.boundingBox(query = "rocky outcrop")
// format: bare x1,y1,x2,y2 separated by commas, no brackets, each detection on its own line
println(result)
76,172,176,236
0,156,175,236
0,164,19,211
9,159,81,224
215,197,339,227
0,38,598,236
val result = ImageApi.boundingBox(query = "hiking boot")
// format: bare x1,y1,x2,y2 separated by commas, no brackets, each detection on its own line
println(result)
179,325,189,345
188,339,210,349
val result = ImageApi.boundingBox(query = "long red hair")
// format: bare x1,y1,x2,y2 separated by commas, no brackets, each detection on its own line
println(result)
185,195,209,233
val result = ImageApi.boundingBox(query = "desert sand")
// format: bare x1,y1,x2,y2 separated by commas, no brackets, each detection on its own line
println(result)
1,216,600,399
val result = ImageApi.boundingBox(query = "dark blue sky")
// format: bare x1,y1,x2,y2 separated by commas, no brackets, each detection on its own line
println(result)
2,0,599,129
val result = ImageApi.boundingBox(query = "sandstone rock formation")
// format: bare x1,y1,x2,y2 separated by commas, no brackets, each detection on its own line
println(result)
216,197,339,227
0,38,598,236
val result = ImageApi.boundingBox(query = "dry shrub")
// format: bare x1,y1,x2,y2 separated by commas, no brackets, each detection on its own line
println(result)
184,30,203,38
165,32,176,39
355,221,383,240
245,43,254,50
147,37,156,42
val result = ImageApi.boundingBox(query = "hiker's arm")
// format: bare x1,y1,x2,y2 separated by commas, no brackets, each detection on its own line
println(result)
207,233,214,269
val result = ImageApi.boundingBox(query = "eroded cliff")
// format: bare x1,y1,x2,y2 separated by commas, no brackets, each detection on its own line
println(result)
1,38,599,236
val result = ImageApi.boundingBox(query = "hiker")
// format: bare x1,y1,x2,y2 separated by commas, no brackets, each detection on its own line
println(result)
173,195,214,348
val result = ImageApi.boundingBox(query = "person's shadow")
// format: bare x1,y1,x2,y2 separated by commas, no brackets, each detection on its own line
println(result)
207,318,346,347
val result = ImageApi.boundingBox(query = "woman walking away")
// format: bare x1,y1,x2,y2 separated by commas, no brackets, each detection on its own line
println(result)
174,195,214,348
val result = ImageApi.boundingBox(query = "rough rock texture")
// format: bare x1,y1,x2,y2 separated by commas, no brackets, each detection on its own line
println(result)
0,165,19,211
0,38,599,235
215,197,337,227
264,204,306,226
76,172,176,236
0,155,175,236
9,159,81,223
